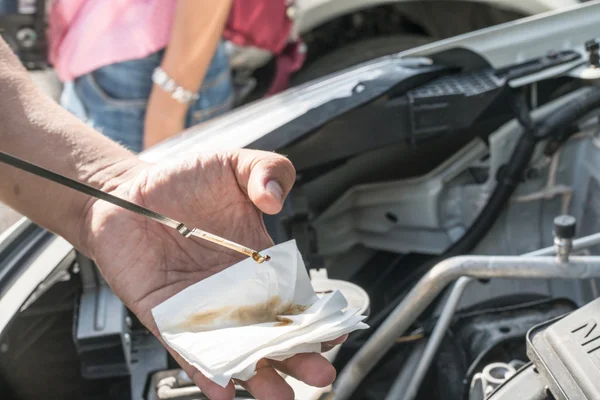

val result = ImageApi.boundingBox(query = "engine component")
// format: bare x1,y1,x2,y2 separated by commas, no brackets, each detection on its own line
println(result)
381,340,429,400
254,62,445,172
405,68,506,141
0,257,134,400
585,38,599,68
385,277,471,400
334,82,600,399
146,369,253,400
333,254,600,399
453,298,575,400
280,67,506,173
310,84,586,260
0,0,47,70
348,217,593,398
469,362,517,400
483,295,600,400
527,295,600,399
486,364,549,400
415,83,600,302
73,255,169,400
333,214,600,399
129,333,168,400
495,49,581,82
322,84,600,343
73,255,133,379
553,215,576,262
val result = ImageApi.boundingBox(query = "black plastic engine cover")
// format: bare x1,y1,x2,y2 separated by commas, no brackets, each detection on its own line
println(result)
527,297,600,400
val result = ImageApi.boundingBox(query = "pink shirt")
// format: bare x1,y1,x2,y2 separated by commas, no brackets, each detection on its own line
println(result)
48,0,177,82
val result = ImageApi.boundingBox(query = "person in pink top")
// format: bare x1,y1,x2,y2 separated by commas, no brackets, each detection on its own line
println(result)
49,0,234,153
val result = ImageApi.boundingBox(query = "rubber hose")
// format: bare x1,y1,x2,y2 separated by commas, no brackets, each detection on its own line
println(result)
535,86,600,140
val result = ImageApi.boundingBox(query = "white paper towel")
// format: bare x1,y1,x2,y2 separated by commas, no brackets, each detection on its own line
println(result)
152,239,368,387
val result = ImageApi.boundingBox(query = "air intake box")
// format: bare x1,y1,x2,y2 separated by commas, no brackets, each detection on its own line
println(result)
527,297,600,400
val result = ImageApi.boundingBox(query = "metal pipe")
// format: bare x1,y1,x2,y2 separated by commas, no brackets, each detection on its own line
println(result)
385,231,600,400
332,255,600,400
343,231,600,398
383,340,428,400
386,276,472,400
527,232,600,256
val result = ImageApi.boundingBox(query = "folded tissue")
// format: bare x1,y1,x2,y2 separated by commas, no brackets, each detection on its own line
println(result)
152,239,369,387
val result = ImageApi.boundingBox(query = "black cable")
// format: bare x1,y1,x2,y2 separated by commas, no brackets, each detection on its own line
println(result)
439,88,536,259
512,87,535,132
360,129,534,331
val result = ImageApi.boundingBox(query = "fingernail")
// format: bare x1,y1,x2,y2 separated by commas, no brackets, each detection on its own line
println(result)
266,180,283,201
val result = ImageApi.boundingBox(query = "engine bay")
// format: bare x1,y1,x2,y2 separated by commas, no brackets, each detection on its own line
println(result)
2,12,600,399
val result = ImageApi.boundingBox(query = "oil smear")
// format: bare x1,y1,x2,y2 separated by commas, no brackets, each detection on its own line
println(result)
179,296,310,332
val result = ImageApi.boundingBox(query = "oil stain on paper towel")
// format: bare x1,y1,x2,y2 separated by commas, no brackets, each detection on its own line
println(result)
180,296,310,332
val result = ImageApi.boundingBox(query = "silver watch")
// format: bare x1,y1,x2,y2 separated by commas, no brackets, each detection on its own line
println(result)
152,66,200,104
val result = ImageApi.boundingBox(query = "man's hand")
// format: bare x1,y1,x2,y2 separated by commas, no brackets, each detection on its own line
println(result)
80,149,344,400
0,35,344,400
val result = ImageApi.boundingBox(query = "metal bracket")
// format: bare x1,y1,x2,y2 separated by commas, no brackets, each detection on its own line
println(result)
73,253,132,379
130,333,168,400
147,369,252,400
19,249,75,312
279,187,324,269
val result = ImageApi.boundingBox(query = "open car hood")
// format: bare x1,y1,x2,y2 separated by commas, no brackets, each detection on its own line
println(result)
140,0,600,164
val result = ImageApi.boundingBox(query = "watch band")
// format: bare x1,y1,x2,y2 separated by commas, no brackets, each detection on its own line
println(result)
152,66,200,104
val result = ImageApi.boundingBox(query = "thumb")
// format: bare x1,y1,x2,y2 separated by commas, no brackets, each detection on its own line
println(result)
232,150,296,215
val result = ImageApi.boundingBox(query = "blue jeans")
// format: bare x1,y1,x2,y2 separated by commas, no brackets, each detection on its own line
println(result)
61,42,233,153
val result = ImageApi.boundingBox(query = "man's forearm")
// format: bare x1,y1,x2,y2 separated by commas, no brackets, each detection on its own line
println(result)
0,38,140,251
